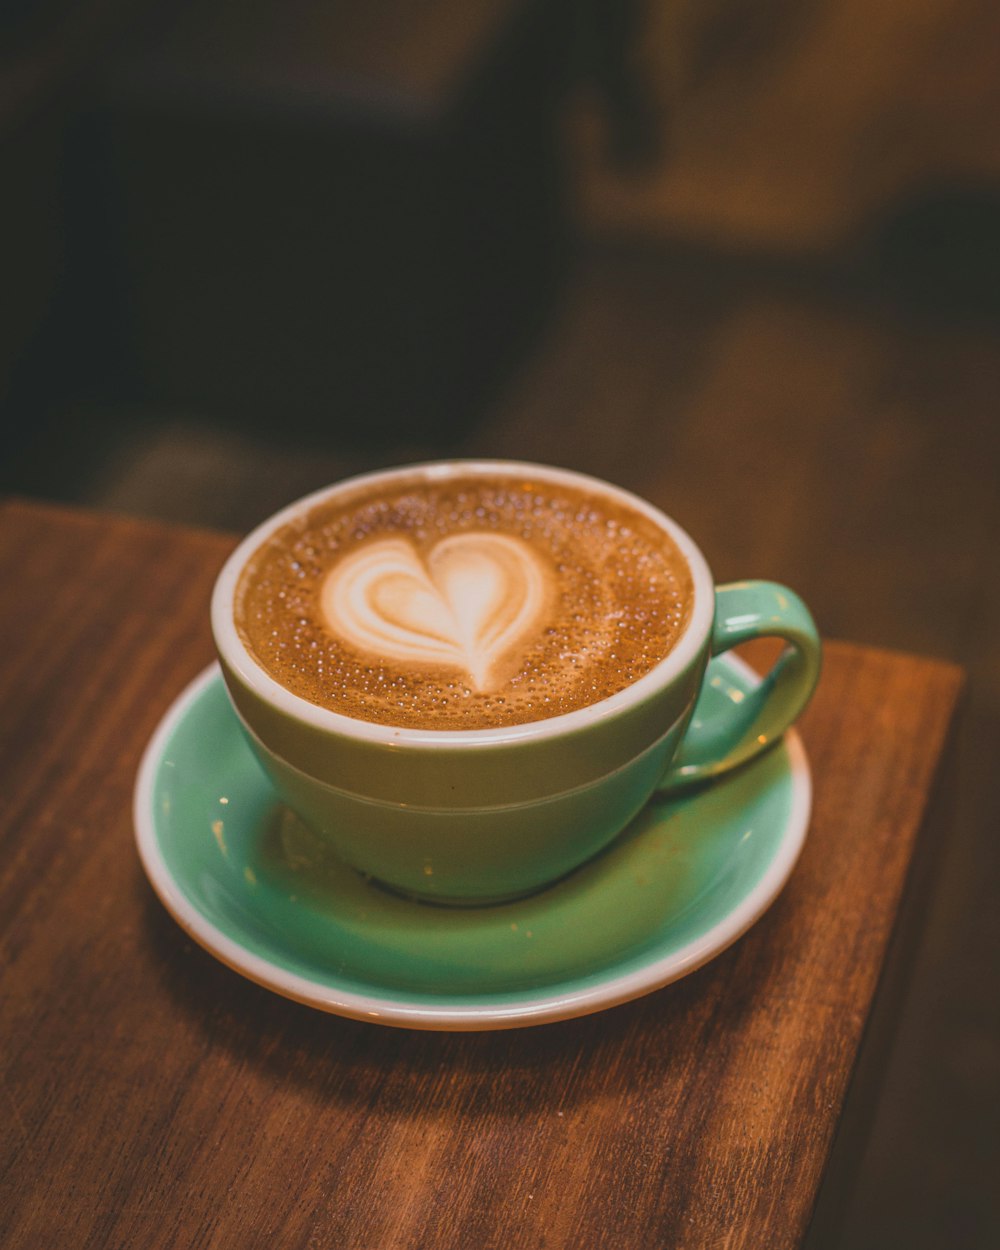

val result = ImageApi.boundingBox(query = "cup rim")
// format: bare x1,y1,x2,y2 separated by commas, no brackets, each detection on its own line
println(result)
211,459,715,748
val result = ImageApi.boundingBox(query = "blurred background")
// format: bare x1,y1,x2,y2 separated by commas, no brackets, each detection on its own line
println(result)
2,1,997,1245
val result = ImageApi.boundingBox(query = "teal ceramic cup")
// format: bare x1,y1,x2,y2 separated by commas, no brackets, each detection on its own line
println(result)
211,461,821,904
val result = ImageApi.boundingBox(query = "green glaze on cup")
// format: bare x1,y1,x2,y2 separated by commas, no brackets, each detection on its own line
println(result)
212,461,821,904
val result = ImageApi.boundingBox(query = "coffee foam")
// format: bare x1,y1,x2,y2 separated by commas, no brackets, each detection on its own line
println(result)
235,475,693,730
319,532,550,692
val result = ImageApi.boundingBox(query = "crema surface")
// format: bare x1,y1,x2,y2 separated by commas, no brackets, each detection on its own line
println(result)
235,475,693,729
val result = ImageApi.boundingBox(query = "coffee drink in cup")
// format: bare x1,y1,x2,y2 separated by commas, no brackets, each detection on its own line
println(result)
234,469,694,730
214,460,820,902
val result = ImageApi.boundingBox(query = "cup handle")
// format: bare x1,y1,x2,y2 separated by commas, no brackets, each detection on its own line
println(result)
655,581,821,794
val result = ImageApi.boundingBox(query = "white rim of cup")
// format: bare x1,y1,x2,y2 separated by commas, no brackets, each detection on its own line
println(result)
211,460,716,749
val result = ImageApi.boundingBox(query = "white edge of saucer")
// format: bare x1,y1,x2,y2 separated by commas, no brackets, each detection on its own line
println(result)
133,657,812,1032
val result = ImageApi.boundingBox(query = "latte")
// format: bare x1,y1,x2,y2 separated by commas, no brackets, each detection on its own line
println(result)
234,471,693,729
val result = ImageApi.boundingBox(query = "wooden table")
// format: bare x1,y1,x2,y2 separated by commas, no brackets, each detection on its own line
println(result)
0,498,964,1250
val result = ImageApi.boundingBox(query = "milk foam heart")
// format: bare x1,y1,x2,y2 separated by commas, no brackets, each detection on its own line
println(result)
319,533,549,690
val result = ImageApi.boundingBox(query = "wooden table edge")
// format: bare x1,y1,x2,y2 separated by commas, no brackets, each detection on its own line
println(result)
803,664,965,1247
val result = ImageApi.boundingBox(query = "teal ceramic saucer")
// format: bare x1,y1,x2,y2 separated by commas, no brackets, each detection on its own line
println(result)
134,657,811,1031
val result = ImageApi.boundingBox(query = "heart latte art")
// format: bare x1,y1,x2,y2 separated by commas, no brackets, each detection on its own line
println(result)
319,534,549,691
234,474,694,729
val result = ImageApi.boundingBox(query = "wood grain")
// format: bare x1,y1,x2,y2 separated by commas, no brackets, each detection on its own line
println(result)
0,498,963,1250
